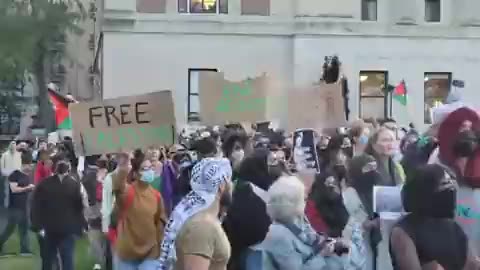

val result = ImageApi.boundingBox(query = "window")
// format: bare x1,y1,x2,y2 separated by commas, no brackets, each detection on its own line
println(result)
425,0,441,22
178,0,227,14
188,68,218,122
361,0,377,21
241,0,270,16
424,72,451,124
359,71,389,119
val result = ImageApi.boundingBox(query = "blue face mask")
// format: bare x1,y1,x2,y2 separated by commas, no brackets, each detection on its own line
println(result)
358,135,369,145
140,169,155,183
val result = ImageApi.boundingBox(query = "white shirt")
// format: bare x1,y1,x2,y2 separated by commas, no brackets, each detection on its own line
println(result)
0,150,22,177
101,170,116,233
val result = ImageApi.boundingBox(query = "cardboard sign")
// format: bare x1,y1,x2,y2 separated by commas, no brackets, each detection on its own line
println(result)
69,91,176,156
198,72,268,125
287,83,346,131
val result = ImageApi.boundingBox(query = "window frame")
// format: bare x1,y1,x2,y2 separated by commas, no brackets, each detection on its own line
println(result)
187,68,218,122
425,0,441,23
179,0,227,14
359,70,391,119
361,0,378,21
423,72,452,124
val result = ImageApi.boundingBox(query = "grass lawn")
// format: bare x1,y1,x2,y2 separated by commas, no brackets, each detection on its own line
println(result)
0,231,95,270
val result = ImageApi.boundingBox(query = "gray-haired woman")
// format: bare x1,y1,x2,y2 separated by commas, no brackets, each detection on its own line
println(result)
261,175,357,270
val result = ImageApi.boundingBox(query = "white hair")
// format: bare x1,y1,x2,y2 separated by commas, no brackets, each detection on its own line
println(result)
266,175,306,223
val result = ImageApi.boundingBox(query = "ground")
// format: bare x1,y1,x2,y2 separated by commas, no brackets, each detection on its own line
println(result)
0,231,94,270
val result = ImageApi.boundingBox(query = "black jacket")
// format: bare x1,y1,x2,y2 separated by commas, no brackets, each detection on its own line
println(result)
31,174,85,236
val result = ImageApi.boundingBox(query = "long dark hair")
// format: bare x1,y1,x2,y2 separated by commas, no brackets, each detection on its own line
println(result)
309,171,349,237
128,149,146,183
237,149,273,190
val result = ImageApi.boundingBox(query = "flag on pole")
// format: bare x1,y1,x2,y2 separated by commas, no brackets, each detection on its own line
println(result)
47,88,72,130
393,81,407,106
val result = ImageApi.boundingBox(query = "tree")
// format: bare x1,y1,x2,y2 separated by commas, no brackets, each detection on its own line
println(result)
0,0,85,131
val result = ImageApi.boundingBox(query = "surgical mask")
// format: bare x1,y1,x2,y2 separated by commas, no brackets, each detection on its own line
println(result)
140,169,155,183
231,149,245,163
358,135,369,145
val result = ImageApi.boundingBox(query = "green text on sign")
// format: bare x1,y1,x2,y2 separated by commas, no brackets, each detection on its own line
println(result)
82,125,173,153
216,81,266,113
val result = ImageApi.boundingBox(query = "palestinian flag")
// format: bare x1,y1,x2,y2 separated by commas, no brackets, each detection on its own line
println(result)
393,81,407,106
48,88,72,130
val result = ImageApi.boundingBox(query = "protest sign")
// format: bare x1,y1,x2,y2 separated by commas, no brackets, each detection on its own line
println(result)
373,185,405,220
287,83,346,132
69,90,176,156
198,72,268,125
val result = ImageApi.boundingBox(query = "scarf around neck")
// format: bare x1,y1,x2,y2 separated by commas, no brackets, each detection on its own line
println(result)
157,157,232,270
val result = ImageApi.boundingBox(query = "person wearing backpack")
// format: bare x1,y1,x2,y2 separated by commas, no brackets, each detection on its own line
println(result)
112,149,167,269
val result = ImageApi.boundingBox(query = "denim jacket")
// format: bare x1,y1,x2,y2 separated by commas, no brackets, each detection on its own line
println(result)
259,217,365,270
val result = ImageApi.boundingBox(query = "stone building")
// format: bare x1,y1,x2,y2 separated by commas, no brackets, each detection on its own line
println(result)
95,0,480,129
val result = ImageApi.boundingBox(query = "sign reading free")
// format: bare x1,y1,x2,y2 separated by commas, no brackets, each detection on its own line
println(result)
69,90,176,156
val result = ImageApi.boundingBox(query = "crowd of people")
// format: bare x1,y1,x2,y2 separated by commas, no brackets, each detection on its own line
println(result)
0,105,480,270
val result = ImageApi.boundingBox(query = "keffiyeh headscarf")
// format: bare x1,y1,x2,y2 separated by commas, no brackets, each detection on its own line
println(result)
157,157,232,269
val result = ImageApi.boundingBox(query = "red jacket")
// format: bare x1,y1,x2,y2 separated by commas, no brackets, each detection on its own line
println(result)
305,199,329,234
34,162,52,185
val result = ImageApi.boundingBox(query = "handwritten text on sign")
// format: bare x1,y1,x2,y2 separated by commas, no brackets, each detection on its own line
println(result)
216,81,265,113
199,72,268,124
69,90,176,156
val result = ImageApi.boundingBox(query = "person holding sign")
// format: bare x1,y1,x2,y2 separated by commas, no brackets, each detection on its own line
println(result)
112,149,166,269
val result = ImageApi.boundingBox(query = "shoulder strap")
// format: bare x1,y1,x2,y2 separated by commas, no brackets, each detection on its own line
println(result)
153,190,161,202
119,185,135,225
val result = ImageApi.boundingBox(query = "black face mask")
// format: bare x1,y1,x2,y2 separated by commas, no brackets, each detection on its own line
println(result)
268,165,284,182
431,188,456,218
453,131,478,158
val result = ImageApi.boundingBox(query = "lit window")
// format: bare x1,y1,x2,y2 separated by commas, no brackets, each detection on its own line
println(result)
359,71,389,119
425,0,441,22
188,69,218,122
361,0,377,21
178,0,228,14
424,72,451,124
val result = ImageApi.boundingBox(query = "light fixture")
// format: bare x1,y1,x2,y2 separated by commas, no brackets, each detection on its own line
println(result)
424,77,429,82
360,75,368,82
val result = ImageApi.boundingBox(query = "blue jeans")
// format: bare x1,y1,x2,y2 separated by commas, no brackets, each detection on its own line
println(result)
43,233,75,270
0,208,30,253
114,254,161,270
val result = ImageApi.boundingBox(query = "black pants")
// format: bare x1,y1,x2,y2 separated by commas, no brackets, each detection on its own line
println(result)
105,238,112,270
0,208,30,253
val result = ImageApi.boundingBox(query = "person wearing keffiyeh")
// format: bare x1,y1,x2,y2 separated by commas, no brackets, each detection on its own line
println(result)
158,157,233,270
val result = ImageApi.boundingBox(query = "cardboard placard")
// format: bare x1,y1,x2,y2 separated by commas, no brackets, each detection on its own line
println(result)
287,83,346,131
198,72,268,125
69,90,176,156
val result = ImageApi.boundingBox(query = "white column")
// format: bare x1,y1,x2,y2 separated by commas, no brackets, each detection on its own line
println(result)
228,0,241,15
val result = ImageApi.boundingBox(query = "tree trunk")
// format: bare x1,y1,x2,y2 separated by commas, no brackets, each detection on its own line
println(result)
33,52,54,132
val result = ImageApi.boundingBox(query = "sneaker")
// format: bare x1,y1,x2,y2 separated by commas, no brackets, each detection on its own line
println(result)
19,252,33,257
93,264,102,270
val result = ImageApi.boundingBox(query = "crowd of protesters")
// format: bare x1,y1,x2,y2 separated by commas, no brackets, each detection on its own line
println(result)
1,104,480,270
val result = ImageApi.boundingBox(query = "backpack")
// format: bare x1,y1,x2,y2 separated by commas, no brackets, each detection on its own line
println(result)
107,185,161,244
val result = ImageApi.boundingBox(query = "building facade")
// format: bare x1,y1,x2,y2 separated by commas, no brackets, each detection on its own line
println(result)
97,0,480,129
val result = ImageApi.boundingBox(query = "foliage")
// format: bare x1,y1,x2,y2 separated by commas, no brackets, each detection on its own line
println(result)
0,0,86,130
